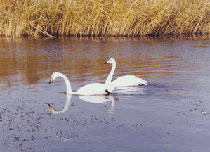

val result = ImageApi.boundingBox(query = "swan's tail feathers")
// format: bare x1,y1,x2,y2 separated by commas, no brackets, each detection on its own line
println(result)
48,104,55,112
138,79,147,86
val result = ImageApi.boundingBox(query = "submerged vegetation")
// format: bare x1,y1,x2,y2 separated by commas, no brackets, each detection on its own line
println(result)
1,0,210,38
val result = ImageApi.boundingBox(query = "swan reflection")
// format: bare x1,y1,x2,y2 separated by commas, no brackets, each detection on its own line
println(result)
79,95,117,113
48,94,72,114
48,94,117,114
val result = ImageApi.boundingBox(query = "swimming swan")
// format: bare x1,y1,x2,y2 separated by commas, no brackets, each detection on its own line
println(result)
105,58,147,87
49,72,115,95
48,94,72,114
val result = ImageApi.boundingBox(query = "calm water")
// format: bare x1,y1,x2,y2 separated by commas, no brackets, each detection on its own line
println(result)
1,37,210,152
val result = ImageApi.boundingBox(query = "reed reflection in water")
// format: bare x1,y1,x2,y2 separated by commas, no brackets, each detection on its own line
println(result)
0,37,184,89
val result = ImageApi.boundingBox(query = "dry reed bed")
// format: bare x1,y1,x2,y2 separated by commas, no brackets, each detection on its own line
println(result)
0,0,210,38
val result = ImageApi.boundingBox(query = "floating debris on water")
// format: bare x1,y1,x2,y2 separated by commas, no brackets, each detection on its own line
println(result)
201,111,208,115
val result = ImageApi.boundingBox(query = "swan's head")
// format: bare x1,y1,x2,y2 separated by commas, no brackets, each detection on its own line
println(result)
105,58,116,64
49,72,62,84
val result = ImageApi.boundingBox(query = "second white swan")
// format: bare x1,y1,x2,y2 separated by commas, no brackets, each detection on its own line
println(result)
105,58,147,87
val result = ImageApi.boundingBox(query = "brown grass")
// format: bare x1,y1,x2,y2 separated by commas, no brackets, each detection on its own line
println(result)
1,0,210,38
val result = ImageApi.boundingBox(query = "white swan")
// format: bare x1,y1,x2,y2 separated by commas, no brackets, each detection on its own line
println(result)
49,72,115,95
105,58,147,87
48,94,72,114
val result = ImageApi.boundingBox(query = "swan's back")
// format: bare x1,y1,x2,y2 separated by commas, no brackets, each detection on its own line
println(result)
112,75,147,87
77,83,108,95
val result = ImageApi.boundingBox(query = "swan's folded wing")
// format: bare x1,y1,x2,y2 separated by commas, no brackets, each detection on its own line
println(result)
77,83,107,95
112,75,147,87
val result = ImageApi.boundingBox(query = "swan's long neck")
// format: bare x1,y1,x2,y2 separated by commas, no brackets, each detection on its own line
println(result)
105,62,116,84
60,74,73,94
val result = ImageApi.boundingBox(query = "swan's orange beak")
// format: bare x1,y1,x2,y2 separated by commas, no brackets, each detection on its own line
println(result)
49,76,53,84
104,61,108,64
48,104,55,112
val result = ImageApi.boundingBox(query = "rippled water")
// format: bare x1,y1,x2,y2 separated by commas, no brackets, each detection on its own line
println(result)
1,37,210,152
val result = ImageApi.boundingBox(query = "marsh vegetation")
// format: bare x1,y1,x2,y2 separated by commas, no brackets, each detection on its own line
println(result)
1,0,210,38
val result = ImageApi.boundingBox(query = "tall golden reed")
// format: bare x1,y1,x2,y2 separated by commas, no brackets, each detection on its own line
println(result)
1,0,210,38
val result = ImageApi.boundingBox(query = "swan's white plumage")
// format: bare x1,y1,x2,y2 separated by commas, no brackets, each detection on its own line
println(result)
112,75,147,87
77,83,109,95
105,58,147,87
49,72,114,95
